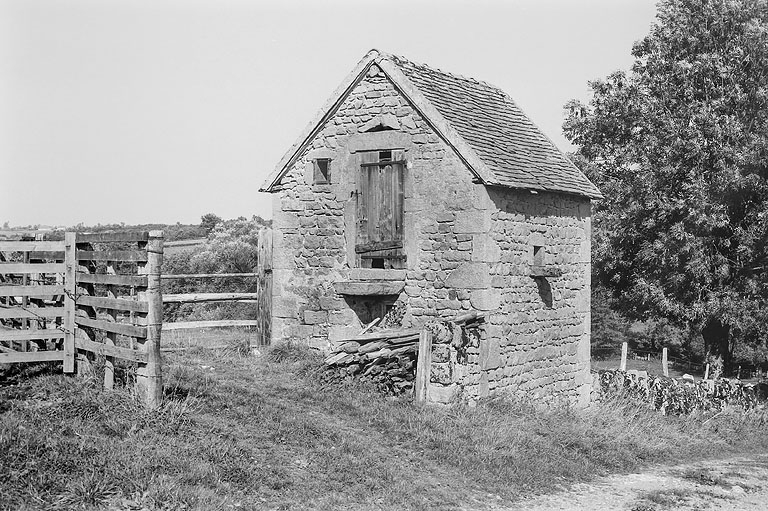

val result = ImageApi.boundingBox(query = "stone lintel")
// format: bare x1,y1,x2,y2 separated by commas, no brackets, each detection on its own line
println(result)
333,280,405,296
347,131,412,153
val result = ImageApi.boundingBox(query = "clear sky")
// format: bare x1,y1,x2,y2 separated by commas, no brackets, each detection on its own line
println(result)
0,0,658,227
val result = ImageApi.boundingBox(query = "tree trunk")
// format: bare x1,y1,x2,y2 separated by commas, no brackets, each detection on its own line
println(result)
701,317,732,374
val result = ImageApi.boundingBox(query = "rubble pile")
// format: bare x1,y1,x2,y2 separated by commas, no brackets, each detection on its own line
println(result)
322,329,420,395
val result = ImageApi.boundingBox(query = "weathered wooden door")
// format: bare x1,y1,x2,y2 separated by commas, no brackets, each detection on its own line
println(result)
356,150,405,269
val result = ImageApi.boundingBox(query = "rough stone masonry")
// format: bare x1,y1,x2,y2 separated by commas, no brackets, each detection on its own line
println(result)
261,50,599,406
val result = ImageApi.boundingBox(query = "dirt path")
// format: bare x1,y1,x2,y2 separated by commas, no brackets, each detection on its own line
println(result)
502,454,768,511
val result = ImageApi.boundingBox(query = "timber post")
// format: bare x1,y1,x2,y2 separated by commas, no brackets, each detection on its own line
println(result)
63,232,76,373
414,327,433,403
619,342,628,372
137,230,164,409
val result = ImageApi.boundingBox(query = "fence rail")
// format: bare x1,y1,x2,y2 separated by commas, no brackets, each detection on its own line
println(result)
163,292,259,303
164,319,260,331
162,228,271,345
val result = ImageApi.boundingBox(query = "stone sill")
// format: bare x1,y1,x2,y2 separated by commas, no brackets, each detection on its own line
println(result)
348,268,407,281
529,266,562,278
334,280,405,296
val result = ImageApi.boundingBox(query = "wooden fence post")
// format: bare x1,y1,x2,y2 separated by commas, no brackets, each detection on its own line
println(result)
704,363,710,380
662,347,669,377
136,231,163,409
73,238,98,377
414,327,433,403
619,342,628,371
254,228,273,351
103,260,117,390
62,232,76,373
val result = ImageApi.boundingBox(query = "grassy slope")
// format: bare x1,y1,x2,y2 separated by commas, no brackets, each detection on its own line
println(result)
2,330,768,510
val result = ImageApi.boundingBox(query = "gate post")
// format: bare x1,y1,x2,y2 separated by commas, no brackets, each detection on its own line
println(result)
136,231,164,409
63,232,76,373
254,228,273,351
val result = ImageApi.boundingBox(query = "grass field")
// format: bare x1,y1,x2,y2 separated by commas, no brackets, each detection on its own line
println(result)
2,330,768,510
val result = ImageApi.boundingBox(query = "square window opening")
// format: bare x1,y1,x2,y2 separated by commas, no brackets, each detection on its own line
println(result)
371,258,385,269
313,158,331,184
533,245,544,267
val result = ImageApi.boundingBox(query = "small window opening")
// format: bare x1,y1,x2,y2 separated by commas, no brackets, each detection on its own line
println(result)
533,246,544,267
313,158,331,184
371,258,385,269
378,150,392,161
367,124,394,132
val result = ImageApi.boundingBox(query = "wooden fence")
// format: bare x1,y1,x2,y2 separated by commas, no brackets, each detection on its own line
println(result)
0,231,163,408
0,236,70,368
2,227,274,402
161,228,272,348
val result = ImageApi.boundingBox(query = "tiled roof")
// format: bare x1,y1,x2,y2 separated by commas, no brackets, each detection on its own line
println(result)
386,53,602,199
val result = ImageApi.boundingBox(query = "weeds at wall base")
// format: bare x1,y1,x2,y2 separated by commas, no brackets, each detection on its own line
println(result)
596,369,768,415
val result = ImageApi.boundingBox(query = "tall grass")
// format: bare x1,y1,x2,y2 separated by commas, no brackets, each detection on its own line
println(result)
2,332,768,510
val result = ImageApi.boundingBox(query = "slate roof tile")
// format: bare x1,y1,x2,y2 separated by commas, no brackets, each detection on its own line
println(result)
386,53,602,199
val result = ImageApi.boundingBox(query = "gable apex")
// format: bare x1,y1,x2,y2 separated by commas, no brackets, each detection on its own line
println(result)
260,49,493,192
260,50,602,200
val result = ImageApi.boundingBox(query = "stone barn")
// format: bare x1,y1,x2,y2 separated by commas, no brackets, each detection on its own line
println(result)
260,50,602,404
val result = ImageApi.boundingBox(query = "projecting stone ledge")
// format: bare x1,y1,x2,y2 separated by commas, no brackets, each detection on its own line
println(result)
333,280,405,296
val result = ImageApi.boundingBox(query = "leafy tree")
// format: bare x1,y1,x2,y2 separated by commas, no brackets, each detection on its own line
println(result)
200,213,222,235
564,0,768,371
163,216,265,322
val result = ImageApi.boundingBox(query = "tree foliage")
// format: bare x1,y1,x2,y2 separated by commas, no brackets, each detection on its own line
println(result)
564,0,768,368
200,213,222,236
163,216,266,322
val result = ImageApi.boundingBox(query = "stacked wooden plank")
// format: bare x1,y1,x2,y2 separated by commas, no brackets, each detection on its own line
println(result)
323,328,420,395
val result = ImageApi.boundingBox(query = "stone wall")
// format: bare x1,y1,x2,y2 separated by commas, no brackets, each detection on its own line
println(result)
423,191,592,405
269,65,592,404
270,66,493,348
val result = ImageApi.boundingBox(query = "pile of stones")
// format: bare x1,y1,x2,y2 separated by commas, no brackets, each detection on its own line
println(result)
322,329,420,395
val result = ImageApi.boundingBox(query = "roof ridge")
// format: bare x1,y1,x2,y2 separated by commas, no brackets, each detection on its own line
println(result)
377,51,507,97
